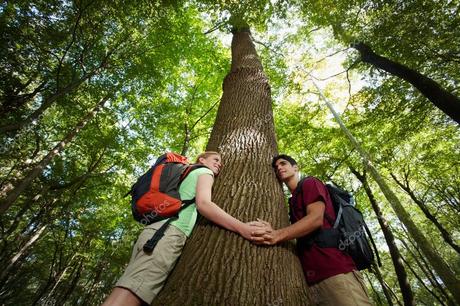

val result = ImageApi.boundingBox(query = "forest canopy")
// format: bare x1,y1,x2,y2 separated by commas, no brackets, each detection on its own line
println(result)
1,0,459,305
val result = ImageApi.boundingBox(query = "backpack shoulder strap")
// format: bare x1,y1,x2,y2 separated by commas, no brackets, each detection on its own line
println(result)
297,177,335,226
179,164,209,183
363,220,382,267
177,164,210,206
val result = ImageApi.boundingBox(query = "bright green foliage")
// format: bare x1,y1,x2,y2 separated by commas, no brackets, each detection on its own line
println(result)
0,2,229,305
1,1,459,305
298,0,460,124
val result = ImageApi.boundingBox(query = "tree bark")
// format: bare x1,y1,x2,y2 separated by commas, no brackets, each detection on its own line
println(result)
314,84,460,304
0,93,111,213
352,42,460,124
154,28,310,305
350,167,414,306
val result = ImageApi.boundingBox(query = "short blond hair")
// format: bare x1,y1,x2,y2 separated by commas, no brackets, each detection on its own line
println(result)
195,151,220,163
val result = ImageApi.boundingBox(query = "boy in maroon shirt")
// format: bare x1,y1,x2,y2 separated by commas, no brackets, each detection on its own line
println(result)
253,155,372,305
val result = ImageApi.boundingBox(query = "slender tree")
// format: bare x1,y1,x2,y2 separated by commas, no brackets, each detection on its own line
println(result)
313,82,460,304
390,172,460,254
154,27,310,305
0,93,113,213
367,267,398,306
0,224,47,289
350,167,414,306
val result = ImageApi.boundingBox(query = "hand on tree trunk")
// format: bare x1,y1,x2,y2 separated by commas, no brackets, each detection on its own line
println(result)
239,221,269,243
250,219,279,245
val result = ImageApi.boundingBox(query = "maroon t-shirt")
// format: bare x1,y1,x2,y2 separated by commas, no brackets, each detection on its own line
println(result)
289,177,356,285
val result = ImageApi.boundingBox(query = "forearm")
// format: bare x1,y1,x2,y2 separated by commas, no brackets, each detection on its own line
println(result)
275,214,322,243
197,200,244,234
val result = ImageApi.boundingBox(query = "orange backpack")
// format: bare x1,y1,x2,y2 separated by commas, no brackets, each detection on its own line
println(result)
126,152,205,252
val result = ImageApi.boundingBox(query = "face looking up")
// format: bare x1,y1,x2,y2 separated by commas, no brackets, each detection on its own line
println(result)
274,158,298,181
199,154,222,175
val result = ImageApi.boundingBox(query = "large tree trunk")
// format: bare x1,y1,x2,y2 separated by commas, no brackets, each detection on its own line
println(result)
352,42,460,124
314,83,460,304
154,28,310,305
350,167,414,306
0,93,111,214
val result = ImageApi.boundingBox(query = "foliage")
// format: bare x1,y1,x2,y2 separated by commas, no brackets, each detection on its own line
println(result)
0,0,459,305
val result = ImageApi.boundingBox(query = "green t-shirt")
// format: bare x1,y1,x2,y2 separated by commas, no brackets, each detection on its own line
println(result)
170,167,214,236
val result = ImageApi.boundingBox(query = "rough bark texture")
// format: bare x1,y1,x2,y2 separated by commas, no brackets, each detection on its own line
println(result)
154,29,310,306
352,42,460,125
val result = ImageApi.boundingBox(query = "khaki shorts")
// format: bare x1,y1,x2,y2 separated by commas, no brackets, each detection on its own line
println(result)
116,223,187,304
309,270,373,306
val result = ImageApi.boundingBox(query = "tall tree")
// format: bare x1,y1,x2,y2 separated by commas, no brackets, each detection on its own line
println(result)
350,166,414,306
0,93,112,213
315,84,460,304
390,172,460,254
154,28,310,305
351,42,460,125
298,0,460,124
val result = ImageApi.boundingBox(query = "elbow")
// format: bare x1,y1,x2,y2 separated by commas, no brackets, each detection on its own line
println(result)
314,216,323,230
195,198,209,214
195,199,204,213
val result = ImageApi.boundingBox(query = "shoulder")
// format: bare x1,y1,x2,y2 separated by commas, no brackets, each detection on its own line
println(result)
181,166,213,186
300,176,325,190
297,176,329,206
192,166,214,177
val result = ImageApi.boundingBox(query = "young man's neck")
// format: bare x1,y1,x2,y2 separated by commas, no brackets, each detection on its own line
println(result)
284,175,300,194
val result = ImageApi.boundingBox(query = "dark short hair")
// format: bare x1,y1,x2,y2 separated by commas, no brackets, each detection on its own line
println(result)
272,154,297,168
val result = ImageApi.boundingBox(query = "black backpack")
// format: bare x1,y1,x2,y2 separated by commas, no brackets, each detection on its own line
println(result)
297,177,381,270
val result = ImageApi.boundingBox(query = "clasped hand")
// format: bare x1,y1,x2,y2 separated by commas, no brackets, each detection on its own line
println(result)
244,219,278,245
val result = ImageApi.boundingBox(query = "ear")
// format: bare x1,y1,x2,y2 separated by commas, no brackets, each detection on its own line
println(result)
293,165,299,172
198,157,206,164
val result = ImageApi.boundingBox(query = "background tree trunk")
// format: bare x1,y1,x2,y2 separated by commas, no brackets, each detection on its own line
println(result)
352,42,460,124
314,83,460,304
350,167,414,306
154,28,310,305
367,268,397,306
390,172,460,254
0,93,112,213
